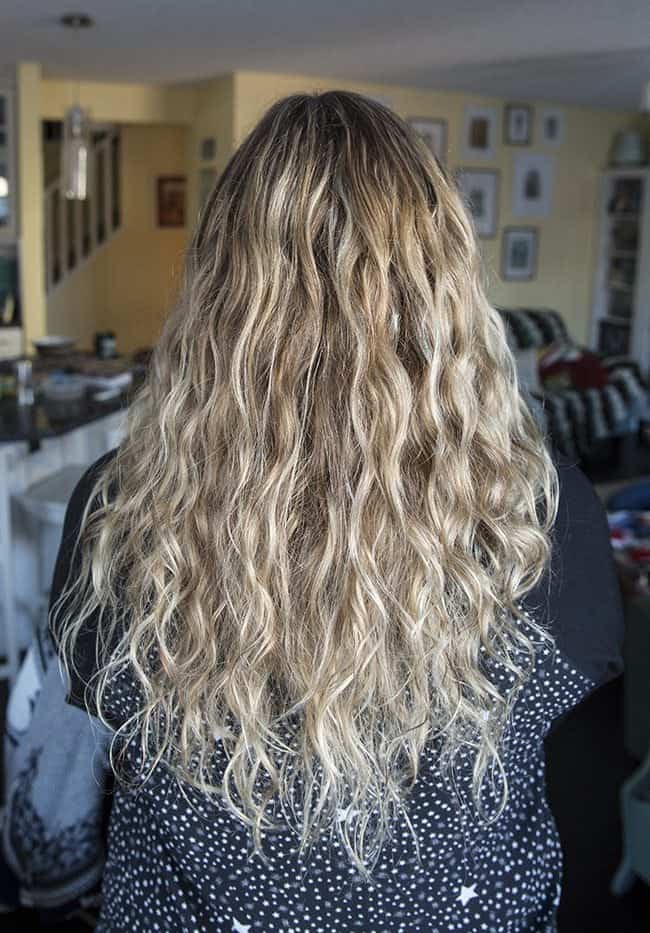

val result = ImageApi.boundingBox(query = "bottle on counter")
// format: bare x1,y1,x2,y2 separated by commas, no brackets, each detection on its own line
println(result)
15,358,34,406
95,331,117,359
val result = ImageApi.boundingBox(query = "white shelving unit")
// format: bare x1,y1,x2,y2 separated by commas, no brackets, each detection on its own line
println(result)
590,168,650,377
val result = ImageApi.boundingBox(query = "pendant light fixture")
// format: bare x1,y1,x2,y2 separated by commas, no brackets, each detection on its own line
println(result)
60,12,94,200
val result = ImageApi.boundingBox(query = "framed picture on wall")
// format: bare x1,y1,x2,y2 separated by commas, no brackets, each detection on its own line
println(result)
456,169,500,238
157,176,186,228
408,117,448,164
504,103,533,145
501,227,539,281
540,108,565,146
512,153,554,217
462,105,498,160
200,137,217,161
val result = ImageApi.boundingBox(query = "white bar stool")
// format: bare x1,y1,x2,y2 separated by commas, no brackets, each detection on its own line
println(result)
12,464,88,637
0,443,26,685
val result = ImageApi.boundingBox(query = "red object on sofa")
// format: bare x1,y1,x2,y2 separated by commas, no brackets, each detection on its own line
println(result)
540,345,609,390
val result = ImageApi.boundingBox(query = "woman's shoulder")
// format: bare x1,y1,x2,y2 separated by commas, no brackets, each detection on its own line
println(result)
65,447,119,523
48,448,119,712
524,455,625,688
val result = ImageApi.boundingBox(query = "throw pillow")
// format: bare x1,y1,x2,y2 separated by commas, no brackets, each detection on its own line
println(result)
539,342,609,391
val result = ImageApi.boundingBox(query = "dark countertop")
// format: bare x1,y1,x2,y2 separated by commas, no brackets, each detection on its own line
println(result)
0,386,138,448
0,349,151,377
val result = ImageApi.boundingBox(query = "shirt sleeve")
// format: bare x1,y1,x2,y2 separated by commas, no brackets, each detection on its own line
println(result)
48,449,117,714
523,457,625,687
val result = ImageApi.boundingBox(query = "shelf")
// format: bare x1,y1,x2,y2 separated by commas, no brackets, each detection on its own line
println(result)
607,282,636,293
601,315,632,325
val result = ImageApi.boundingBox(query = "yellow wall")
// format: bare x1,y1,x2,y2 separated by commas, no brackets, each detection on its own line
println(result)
47,124,188,352
40,79,196,125
25,67,638,350
185,76,234,230
232,70,635,344
17,63,46,346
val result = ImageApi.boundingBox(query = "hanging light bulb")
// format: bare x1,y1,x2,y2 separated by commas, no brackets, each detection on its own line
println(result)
60,13,94,200
62,103,91,199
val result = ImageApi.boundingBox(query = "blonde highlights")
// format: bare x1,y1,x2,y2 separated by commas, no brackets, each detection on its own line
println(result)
54,91,558,878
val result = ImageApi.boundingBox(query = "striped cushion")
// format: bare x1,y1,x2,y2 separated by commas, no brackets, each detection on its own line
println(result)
497,308,569,351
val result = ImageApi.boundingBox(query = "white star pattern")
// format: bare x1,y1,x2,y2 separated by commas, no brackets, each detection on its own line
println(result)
457,884,479,907
335,805,360,823
213,724,231,742
94,606,595,930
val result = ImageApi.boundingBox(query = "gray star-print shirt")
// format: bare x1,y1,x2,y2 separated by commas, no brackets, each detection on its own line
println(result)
48,452,623,932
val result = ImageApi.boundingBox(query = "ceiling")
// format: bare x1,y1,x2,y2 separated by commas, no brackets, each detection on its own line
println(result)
1,0,650,110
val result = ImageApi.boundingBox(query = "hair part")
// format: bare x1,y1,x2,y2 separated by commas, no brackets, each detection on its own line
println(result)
53,90,558,880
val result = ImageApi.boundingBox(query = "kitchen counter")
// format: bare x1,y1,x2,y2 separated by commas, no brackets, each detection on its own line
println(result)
0,384,137,446
0,352,148,447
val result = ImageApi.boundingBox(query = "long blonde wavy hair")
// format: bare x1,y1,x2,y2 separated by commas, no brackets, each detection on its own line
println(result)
55,91,558,878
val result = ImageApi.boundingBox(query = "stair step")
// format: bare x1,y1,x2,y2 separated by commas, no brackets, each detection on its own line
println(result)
44,129,121,294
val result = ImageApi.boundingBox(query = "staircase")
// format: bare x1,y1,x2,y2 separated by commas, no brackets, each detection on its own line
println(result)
44,128,121,293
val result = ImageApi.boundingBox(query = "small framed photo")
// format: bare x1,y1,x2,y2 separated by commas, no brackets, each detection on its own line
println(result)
408,117,448,164
512,153,554,217
504,104,533,146
501,227,539,281
456,169,500,238
157,176,186,227
200,137,217,161
462,106,498,160
540,109,564,146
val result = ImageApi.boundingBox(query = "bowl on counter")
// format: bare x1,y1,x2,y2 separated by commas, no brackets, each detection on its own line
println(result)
40,373,87,403
32,335,77,357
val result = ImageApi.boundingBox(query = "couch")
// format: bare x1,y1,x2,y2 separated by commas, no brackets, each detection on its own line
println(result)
497,307,649,461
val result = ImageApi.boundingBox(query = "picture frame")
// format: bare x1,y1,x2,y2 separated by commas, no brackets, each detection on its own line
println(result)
462,105,498,161
408,117,448,164
456,169,500,238
504,103,533,146
540,108,565,146
501,227,539,281
200,137,217,161
157,176,186,228
512,153,554,217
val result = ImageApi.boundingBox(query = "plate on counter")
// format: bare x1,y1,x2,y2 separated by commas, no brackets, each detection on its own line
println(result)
33,335,77,356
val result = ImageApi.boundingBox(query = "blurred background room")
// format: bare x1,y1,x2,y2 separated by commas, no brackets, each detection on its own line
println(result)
0,1,650,930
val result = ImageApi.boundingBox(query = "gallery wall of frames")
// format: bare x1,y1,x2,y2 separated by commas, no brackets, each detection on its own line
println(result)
232,71,636,346
409,103,563,284
32,70,638,352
